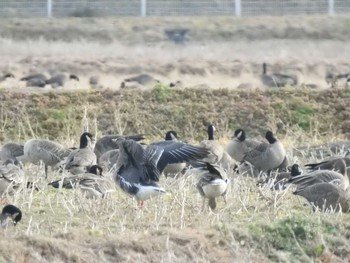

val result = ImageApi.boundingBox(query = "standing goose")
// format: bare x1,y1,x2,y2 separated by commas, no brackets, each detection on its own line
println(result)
288,159,349,191
0,204,22,226
196,162,229,211
261,63,298,88
24,138,72,178
200,124,224,164
151,131,187,178
49,165,114,199
0,143,26,165
94,134,145,160
242,131,286,172
114,138,208,205
226,128,260,162
65,132,97,175
293,183,350,212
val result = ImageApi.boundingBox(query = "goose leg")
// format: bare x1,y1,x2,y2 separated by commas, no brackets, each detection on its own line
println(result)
201,198,206,212
44,164,48,179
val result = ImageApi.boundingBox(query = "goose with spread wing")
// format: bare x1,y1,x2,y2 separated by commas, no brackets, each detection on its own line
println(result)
114,138,209,205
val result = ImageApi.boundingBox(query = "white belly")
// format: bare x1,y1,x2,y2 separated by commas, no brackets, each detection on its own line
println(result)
202,179,228,198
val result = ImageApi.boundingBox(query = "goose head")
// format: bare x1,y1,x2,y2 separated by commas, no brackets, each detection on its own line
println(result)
233,128,245,141
69,74,79,81
290,164,302,177
165,130,178,141
265,131,277,144
1,204,22,225
80,132,94,149
207,124,216,140
262,63,267,75
3,73,15,79
89,165,103,176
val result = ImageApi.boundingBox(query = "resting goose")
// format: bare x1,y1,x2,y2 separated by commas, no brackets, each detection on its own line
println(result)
289,159,349,191
49,165,114,199
226,128,260,162
293,183,350,212
20,73,47,88
242,131,286,172
196,162,229,210
24,138,72,178
114,138,208,205
305,156,350,172
65,132,97,175
46,74,79,88
0,204,22,226
94,134,145,160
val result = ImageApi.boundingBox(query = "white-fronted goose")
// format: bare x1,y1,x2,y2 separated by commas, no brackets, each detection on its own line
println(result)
24,138,72,178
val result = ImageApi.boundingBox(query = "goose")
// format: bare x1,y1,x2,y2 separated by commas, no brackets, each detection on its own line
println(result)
151,131,186,178
114,138,208,205
46,73,79,88
242,131,286,172
305,156,350,172
293,183,350,212
0,143,26,165
200,124,224,164
0,160,24,198
65,132,97,175
98,149,119,172
0,204,22,226
288,159,349,191
164,28,189,44
20,73,47,88
257,164,302,190
94,134,145,160
120,74,160,89
0,73,15,82
24,138,72,178
226,128,260,162
48,165,114,199
261,63,298,88
196,162,229,211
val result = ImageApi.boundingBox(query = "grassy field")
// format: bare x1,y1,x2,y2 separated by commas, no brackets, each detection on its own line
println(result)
0,16,350,262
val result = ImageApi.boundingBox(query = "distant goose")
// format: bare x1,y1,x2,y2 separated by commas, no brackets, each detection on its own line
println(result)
114,138,208,205
24,138,72,178
261,63,298,88
65,132,97,175
94,134,145,160
20,73,47,88
0,143,26,164
46,73,79,88
226,128,260,162
151,131,186,178
0,73,15,82
164,28,189,44
289,159,349,191
242,131,286,172
293,182,350,212
196,162,229,210
200,124,224,164
48,165,114,199
0,204,22,226
120,74,159,88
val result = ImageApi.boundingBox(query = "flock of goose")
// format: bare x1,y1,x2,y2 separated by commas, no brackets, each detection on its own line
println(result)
2,62,350,90
0,125,350,227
